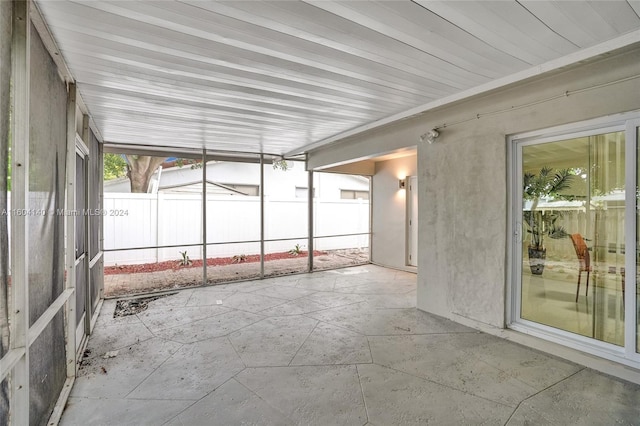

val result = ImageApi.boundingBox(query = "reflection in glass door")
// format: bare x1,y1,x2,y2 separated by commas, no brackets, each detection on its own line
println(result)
520,130,626,346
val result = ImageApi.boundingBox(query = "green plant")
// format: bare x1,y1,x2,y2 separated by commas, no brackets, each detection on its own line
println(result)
177,251,192,266
272,159,290,171
289,244,303,256
103,153,128,181
523,166,575,250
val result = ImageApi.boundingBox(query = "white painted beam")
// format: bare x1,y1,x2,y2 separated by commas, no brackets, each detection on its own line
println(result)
82,114,92,336
29,0,72,83
64,83,78,377
202,149,207,285
9,1,30,424
0,348,25,382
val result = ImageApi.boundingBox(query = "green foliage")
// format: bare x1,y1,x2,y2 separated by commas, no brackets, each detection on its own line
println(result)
272,159,290,171
175,158,202,170
177,251,192,266
523,167,574,202
103,153,128,181
289,244,303,256
523,167,575,250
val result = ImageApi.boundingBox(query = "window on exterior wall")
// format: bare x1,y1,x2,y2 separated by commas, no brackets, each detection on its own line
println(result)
295,186,315,198
340,189,370,200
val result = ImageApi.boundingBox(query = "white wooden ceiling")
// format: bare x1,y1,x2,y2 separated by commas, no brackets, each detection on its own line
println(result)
36,1,640,155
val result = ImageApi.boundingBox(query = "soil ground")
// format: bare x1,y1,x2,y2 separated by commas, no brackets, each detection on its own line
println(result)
104,248,369,297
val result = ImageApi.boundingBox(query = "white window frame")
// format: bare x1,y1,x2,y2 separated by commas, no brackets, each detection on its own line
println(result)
507,111,640,369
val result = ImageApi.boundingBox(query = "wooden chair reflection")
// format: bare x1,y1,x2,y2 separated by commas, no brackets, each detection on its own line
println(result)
569,234,591,303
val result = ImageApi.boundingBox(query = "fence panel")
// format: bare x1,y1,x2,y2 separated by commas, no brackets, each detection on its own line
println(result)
315,199,369,250
104,193,369,266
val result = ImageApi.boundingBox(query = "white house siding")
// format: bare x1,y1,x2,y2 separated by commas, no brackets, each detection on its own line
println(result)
105,161,369,200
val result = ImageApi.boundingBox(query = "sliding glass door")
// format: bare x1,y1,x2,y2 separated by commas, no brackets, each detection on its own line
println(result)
512,115,640,364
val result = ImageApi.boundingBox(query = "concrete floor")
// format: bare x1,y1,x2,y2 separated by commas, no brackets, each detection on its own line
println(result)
61,265,640,425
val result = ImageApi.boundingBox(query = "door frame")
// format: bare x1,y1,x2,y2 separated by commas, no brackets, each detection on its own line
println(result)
406,175,418,267
506,111,640,368
74,139,90,351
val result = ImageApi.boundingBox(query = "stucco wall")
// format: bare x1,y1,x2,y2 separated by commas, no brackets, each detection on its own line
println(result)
371,155,417,270
307,44,640,329
417,45,640,328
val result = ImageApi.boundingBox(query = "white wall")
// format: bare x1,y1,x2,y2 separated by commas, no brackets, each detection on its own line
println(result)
307,44,640,330
371,156,417,270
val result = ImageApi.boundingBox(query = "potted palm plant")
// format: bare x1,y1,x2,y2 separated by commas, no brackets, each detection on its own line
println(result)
523,166,574,275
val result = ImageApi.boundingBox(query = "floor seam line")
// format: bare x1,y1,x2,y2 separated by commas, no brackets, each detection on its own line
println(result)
182,290,196,307
161,375,244,425
253,297,291,313
233,376,296,423
288,320,320,366
375,363,515,409
139,307,233,333
365,336,374,363
227,335,247,368
214,314,268,340
301,317,367,337
135,312,159,337
356,364,371,425
121,341,186,399
503,367,586,425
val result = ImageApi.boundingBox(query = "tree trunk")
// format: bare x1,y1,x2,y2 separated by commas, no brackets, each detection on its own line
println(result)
126,155,166,193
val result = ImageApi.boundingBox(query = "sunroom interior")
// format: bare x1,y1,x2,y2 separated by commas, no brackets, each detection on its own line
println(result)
1,1,640,424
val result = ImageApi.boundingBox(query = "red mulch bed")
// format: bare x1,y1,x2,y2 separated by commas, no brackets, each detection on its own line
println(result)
104,250,326,275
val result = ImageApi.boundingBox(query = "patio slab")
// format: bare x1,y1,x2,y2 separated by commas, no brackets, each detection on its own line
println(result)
127,337,245,400
235,365,367,426
228,315,318,367
165,379,293,426
61,265,640,425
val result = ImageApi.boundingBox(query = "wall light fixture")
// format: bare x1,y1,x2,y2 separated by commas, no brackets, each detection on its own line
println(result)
419,129,440,144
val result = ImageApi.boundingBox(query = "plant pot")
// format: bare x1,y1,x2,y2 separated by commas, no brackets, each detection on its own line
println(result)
528,246,546,275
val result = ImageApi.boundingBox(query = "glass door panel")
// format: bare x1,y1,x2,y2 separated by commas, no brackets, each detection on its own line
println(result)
521,130,625,346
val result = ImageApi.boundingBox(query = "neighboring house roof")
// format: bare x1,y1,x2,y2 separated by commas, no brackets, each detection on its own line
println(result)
159,181,257,196
104,160,369,196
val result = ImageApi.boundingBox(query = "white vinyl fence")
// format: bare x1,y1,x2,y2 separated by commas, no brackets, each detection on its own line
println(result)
104,193,369,266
